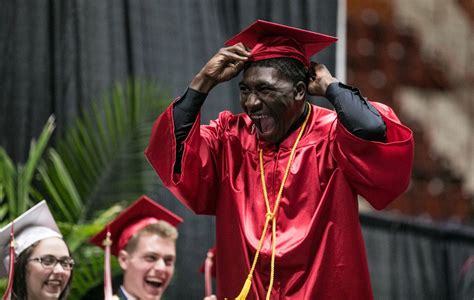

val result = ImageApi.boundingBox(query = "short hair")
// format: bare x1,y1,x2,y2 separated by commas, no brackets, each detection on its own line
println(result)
12,240,73,300
124,221,178,254
243,57,310,86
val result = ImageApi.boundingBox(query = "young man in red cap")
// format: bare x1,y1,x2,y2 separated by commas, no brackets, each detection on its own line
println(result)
90,195,182,300
146,20,414,299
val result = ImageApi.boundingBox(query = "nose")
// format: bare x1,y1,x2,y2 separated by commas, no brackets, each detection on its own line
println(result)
52,262,67,273
153,258,167,271
243,92,262,113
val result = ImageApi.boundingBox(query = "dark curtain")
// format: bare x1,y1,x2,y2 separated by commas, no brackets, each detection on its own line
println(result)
0,1,337,298
0,0,337,163
3,1,472,300
362,212,474,300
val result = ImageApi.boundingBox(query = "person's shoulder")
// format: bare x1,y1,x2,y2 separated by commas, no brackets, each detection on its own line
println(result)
310,104,337,125
369,101,395,114
217,110,237,120
216,110,245,120
214,110,251,129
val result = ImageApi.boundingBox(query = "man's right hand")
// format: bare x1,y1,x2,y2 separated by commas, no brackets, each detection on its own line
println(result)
190,43,251,93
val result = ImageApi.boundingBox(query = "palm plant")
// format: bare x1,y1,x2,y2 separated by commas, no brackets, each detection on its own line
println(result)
0,79,170,299
38,80,170,299
0,116,55,223
38,80,169,221
0,116,56,290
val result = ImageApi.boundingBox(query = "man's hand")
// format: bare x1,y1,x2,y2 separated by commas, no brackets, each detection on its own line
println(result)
190,43,251,93
307,62,339,97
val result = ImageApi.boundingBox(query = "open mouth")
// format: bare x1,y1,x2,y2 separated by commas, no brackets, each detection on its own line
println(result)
44,279,63,293
145,278,163,289
45,279,62,287
251,114,274,134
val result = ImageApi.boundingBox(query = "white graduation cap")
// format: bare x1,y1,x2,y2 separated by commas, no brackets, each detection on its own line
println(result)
0,200,62,277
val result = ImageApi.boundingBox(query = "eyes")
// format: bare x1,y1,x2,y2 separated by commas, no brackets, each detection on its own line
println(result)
29,255,75,270
143,254,175,266
239,84,274,96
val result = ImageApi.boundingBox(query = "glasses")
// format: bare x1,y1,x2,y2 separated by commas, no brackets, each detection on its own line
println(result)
28,255,75,271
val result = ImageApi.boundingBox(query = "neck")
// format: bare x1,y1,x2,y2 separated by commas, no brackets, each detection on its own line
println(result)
120,285,137,300
275,102,308,146
289,102,308,133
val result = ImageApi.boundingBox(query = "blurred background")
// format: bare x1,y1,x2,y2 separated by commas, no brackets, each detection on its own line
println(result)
0,0,472,299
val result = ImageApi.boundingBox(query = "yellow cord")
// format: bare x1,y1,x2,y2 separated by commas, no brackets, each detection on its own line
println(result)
235,103,312,299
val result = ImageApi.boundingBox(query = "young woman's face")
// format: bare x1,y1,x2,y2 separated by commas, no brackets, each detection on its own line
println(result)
26,237,72,300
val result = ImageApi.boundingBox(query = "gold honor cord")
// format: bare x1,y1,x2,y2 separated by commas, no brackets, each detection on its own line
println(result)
235,103,312,300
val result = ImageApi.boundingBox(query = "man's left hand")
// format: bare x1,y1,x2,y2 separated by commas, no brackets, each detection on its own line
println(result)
307,62,339,97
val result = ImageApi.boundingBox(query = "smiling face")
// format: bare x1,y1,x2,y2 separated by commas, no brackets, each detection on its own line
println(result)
239,65,306,144
119,233,176,300
25,237,72,300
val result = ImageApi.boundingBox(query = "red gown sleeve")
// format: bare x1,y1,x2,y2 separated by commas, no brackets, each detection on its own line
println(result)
145,101,226,215
332,101,414,209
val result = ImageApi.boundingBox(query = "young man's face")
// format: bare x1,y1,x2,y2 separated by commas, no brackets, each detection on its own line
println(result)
239,66,305,144
118,233,176,300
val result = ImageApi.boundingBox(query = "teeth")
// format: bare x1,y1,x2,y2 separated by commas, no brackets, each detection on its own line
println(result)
46,280,61,286
145,279,163,288
251,115,267,120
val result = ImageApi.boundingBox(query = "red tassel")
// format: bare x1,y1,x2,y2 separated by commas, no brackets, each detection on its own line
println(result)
103,229,113,300
2,224,15,300
204,250,214,297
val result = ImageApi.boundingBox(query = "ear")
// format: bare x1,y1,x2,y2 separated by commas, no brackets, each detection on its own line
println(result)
118,250,130,270
293,81,306,101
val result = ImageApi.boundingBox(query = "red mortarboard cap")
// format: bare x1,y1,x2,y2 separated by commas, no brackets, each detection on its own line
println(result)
90,195,183,256
225,20,337,67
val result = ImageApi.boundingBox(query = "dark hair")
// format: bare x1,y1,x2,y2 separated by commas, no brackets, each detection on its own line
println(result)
12,240,73,300
243,57,310,86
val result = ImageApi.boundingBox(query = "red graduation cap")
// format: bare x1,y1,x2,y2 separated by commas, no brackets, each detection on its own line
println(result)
225,19,337,67
90,195,183,257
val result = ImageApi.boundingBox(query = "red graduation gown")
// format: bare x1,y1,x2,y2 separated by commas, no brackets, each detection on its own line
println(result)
145,101,414,299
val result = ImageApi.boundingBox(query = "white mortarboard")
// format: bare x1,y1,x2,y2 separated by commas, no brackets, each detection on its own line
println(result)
0,200,62,277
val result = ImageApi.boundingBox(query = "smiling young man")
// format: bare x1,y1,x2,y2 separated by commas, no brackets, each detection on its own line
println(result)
90,196,182,300
146,20,414,299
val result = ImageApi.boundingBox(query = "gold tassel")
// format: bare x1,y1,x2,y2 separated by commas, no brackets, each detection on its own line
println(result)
233,103,312,300
235,275,252,300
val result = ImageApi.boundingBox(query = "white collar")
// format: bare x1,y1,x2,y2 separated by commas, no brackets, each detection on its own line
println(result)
120,285,137,300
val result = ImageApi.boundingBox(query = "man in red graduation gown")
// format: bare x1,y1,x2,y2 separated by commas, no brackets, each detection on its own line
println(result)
146,20,414,299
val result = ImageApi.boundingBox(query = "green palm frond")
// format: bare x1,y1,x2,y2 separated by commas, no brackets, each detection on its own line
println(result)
70,247,122,299
34,79,170,299
0,115,55,224
59,204,123,252
60,205,123,299
38,80,169,223
0,79,170,298
0,116,56,292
